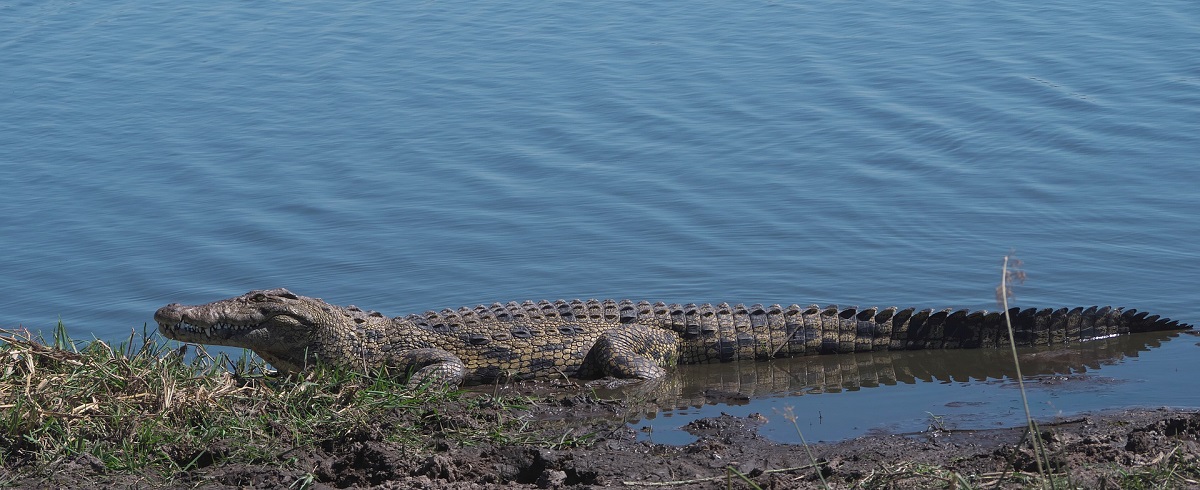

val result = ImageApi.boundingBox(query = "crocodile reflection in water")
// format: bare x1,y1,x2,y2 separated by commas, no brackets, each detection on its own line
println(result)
604,330,1184,412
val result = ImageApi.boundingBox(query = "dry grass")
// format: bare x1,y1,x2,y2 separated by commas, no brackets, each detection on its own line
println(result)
4,292,1197,488
0,323,543,484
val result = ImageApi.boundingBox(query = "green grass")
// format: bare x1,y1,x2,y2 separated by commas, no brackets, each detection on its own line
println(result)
4,296,1198,488
1109,444,1200,490
0,323,558,484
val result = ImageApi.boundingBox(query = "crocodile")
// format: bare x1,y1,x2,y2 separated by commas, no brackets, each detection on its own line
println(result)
153,288,1193,386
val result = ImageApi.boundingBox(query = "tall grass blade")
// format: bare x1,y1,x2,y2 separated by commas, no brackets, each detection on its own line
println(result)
999,254,1053,489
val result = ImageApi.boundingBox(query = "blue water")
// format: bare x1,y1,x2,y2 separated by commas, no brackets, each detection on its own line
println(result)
627,331,1199,445
3,1,1198,440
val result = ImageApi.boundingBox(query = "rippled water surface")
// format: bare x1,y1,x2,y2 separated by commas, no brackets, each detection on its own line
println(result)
625,331,1198,444
3,1,1198,441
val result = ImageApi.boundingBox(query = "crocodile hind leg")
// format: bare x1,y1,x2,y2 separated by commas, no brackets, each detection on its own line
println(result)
391,348,467,388
582,326,679,379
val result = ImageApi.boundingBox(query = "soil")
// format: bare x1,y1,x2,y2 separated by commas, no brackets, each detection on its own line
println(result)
14,384,1200,489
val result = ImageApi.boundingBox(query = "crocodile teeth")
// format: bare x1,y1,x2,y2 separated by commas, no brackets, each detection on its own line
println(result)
164,321,253,337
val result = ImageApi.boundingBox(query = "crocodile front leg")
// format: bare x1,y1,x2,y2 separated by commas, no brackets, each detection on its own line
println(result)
582,326,679,379
392,348,467,387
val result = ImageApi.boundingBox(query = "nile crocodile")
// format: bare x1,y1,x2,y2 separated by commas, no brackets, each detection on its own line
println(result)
154,288,1192,386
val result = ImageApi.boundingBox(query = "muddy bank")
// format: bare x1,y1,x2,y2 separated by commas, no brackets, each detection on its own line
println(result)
18,397,1200,489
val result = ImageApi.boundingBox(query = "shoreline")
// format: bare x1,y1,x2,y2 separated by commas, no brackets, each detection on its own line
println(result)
2,327,1197,488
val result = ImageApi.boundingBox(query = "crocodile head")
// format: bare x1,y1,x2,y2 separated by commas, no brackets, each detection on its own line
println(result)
155,288,352,374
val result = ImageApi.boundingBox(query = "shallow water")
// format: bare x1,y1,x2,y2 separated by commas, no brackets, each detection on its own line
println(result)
2,0,1198,440
624,331,1198,444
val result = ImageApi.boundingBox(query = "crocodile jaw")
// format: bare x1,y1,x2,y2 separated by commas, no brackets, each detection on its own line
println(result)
154,288,324,373
154,311,273,344
154,299,280,344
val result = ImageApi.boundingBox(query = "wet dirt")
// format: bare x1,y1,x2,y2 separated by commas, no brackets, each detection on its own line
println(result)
16,387,1200,489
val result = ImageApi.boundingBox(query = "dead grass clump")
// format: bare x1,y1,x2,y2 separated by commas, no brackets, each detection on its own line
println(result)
0,324,493,482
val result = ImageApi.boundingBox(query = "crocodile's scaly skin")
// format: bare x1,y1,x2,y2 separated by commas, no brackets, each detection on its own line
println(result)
154,288,1193,386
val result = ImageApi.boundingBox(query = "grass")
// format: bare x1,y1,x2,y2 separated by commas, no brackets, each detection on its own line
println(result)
0,323,567,485
4,272,1199,488
1113,445,1200,489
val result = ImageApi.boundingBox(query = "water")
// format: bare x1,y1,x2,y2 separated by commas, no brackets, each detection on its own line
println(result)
3,1,1198,441
624,331,1197,445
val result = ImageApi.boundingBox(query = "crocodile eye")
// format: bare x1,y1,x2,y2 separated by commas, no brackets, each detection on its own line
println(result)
250,293,269,302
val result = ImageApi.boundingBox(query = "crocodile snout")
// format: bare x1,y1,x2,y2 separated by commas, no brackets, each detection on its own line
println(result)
153,304,184,325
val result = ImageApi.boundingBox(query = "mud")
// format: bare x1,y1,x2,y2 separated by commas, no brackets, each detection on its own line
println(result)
15,387,1200,489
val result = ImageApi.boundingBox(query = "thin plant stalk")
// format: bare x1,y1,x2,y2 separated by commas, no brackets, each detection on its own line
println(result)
1000,255,1051,488
781,407,830,489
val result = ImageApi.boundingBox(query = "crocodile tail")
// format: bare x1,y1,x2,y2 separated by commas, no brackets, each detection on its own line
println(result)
649,303,1190,361
756,305,1191,356
881,306,1191,351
